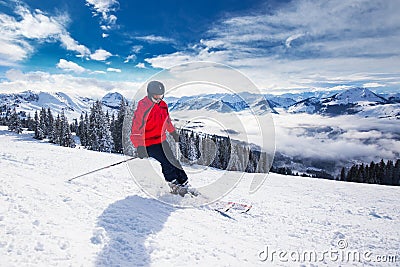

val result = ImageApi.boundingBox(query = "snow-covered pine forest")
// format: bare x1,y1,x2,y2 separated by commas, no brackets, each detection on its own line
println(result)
1,99,273,175
2,98,400,186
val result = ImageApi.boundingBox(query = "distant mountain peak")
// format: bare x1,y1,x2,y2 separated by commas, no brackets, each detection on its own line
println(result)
101,92,125,109
328,87,388,104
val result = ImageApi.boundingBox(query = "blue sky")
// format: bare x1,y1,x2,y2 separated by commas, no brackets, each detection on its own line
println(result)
0,0,399,97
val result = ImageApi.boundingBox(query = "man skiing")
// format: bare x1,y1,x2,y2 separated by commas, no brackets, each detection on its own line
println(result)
130,80,190,196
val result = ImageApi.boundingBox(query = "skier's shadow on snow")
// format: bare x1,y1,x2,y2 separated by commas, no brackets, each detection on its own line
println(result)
95,195,175,267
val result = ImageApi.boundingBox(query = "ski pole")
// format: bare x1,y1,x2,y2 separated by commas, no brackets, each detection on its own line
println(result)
67,157,135,182
175,142,180,161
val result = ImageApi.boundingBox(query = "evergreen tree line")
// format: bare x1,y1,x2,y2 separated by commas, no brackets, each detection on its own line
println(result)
2,99,134,154
76,99,131,153
340,159,400,186
5,107,23,134
2,106,33,133
2,106,75,147
176,129,272,173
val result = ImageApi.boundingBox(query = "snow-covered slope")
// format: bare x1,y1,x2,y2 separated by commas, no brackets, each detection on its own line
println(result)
1,127,399,266
287,97,321,114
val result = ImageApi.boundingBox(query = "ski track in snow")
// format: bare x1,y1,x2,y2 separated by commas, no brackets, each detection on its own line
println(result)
0,127,399,266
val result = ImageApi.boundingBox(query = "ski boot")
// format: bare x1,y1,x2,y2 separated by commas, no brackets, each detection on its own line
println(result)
168,180,188,197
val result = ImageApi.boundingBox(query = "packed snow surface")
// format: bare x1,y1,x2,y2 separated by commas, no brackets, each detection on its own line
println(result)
0,127,399,266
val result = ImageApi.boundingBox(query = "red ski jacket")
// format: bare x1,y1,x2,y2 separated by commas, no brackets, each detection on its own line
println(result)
130,96,175,147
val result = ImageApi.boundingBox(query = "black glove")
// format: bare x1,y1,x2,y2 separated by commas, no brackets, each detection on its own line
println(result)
136,146,148,159
171,131,180,142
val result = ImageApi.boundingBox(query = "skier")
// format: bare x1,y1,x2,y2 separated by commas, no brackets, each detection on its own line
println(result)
130,80,190,196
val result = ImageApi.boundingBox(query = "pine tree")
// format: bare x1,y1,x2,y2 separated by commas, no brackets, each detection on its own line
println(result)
88,100,114,152
99,117,114,152
26,113,35,131
210,135,220,168
340,167,346,181
52,114,61,145
4,107,11,126
71,118,78,134
384,160,394,185
34,111,40,139
219,136,231,170
120,100,136,157
187,131,200,164
357,164,365,183
8,108,23,134
84,112,89,147
255,151,268,173
394,160,400,185
370,161,379,184
199,134,215,166
34,108,46,140
227,142,240,171
46,108,54,138
112,99,127,154
39,108,47,138
60,111,75,148
77,113,88,147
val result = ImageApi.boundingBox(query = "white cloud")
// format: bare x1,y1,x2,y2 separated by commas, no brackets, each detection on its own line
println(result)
90,49,112,61
86,0,118,14
145,52,192,69
285,33,304,48
273,112,400,163
124,54,136,63
363,82,384,88
1,69,141,99
56,59,86,73
85,0,119,30
144,0,400,93
199,39,225,48
123,46,143,63
106,67,121,72
0,39,33,64
131,45,143,53
135,63,146,69
91,70,107,74
0,4,90,65
12,6,65,39
145,49,229,69
59,34,90,56
135,35,175,43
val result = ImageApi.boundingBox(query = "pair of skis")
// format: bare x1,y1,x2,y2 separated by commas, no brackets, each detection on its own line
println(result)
210,201,252,213
181,190,252,219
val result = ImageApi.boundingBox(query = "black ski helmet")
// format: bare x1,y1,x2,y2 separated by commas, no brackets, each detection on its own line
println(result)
147,81,165,97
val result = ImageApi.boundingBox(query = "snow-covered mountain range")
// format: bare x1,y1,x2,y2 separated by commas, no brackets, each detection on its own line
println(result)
166,92,275,114
1,87,399,120
167,88,399,118
0,90,127,120
288,87,399,118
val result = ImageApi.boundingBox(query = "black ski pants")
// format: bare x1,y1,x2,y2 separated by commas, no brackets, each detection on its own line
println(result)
146,141,188,184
